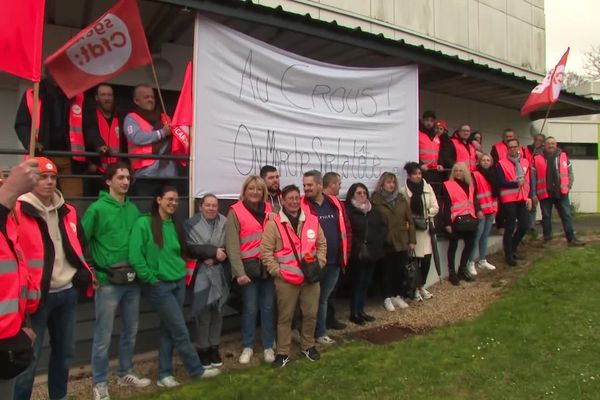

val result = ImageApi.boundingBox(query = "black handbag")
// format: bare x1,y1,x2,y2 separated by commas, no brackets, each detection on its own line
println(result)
283,223,323,284
412,193,429,231
357,213,373,262
0,329,34,379
402,250,420,299
95,263,137,285
453,215,479,232
242,258,263,279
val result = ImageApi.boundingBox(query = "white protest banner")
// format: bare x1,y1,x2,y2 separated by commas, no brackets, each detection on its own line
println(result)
193,17,418,198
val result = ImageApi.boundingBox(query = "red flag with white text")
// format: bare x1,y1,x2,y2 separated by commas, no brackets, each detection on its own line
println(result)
171,61,192,166
520,48,569,116
0,0,45,81
44,0,151,98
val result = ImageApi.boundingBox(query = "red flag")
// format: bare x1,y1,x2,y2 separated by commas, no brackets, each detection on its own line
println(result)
171,61,192,166
44,0,151,98
0,0,45,81
520,48,569,116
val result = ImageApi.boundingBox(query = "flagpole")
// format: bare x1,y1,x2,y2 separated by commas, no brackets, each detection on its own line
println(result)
538,103,553,136
28,81,40,158
149,59,168,116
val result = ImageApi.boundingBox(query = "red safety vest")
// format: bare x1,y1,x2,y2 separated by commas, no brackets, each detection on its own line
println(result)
533,152,570,200
126,112,170,171
451,137,477,171
301,195,348,268
443,180,476,223
96,109,120,173
498,158,531,204
13,201,94,309
25,89,86,162
493,141,526,162
273,212,320,285
418,131,440,168
230,201,272,261
0,217,34,339
472,171,498,215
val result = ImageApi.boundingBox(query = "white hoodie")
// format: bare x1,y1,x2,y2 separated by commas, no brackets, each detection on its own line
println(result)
19,191,77,291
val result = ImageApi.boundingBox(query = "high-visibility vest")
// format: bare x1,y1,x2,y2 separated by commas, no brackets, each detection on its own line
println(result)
498,158,531,204
418,131,440,167
472,170,498,215
533,152,570,200
230,201,272,261
13,201,94,309
0,217,33,339
300,195,349,267
126,112,170,171
273,212,320,285
450,137,477,171
443,180,476,223
493,141,526,162
25,89,86,162
96,109,120,173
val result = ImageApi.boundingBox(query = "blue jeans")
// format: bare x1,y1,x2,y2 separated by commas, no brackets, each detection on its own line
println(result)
91,284,141,385
470,214,495,262
240,278,275,349
540,196,575,241
144,280,203,379
15,287,78,400
316,264,340,338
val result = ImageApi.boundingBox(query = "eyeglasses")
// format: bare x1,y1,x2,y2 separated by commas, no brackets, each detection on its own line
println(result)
163,197,179,203
355,191,367,195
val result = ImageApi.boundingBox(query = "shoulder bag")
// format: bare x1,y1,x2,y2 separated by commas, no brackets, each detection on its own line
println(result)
283,223,323,283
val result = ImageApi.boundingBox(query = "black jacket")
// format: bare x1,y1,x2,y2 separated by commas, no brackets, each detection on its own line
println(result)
345,202,387,265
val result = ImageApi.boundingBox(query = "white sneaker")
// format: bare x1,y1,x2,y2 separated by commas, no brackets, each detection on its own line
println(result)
413,291,423,302
238,347,253,364
466,261,478,276
383,297,396,311
291,329,301,344
419,287,433,300
93,383,110,400
316,335,336,345
392,296,409,309
478,260,497,271
263,348,275,363
156,376,180,388
201,368,221,379
117,373,151,388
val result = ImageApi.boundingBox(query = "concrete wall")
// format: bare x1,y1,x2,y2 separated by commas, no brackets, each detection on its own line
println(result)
256,0,546,79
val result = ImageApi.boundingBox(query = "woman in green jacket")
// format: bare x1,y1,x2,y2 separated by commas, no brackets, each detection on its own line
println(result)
129,186,220,388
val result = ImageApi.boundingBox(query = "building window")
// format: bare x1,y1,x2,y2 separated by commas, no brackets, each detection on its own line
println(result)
558,143,598,160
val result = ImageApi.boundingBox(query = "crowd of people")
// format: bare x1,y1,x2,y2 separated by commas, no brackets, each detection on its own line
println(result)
0,83,586,400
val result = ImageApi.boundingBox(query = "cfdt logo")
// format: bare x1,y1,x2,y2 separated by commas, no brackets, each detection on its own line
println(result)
66,14,132,76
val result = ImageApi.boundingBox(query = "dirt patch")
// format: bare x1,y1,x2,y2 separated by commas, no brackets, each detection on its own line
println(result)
31,236,599,400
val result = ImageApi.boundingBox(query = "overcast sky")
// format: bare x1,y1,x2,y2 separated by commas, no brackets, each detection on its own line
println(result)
546,0,600,74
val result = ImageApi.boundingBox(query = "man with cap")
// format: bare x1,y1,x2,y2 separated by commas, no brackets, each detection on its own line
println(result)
13,157,94,400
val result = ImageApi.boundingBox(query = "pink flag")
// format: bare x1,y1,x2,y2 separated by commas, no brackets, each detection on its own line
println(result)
521,48,569,116
171,61,192,166
44,0,152,98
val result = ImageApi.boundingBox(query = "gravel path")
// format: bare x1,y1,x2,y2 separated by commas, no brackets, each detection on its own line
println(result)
31,236,593,400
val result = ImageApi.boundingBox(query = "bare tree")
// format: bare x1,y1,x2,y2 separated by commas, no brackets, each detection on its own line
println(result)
563,71,587,89
583,45,600,81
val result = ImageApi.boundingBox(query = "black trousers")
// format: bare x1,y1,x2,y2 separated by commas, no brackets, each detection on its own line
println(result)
382,251,409,298
502,200,531,260
447,230,475,275
418,254,432,287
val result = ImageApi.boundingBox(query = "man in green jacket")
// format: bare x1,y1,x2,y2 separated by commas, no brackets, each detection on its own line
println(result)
82,162,150,400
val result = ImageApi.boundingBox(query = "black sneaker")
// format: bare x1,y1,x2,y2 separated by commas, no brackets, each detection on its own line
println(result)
327,320,347,330
302,346,320,361
197,348,212,369
209,346,223,367
449,274,460,286
506,257,518,267
359,311,375,322
273,354,290,368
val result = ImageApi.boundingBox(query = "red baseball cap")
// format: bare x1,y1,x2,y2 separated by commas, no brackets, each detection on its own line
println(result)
435,120,448,130
35,157,57,175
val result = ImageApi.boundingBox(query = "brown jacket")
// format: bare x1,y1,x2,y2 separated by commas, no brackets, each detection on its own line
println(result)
371,191,416,252
261,209,327,278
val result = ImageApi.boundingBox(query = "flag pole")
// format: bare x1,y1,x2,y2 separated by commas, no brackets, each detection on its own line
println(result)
28,81,40,158
149,59,168,116
538,103,553,136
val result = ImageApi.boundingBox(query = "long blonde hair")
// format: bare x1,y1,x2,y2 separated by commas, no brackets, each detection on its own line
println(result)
375,171,398,193
239,175,268,202
449,163,472,185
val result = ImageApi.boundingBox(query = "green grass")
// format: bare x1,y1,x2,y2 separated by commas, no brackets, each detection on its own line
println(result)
135,244,600,400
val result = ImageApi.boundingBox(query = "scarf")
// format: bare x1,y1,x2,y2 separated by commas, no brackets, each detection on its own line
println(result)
243,201,266,224
184,213,229,315
545,150,560,198
406,179,425,216
476,165,500,198
509,155,524,179
380,188,399,208
283,209,300,232
351,198,372,214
